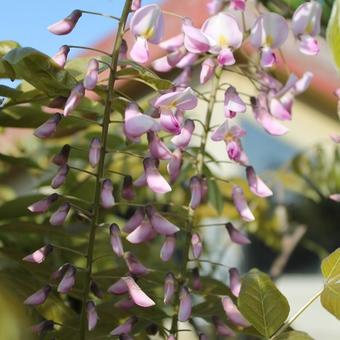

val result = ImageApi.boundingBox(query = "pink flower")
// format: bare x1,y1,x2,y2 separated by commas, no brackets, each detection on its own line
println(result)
330,194,340,202
146,206,179,235
131,0,141,11
164,272,175,304
51,164,69,189
126,219,154,244
48,10,82,35
232,185,255,222
124,252,149,276
24,285,51,305
147,131,172,160
52,45,70,67
178,287,192,322
100,179,115,208
124,103,158,142
225,222,251,245
84,59,99,90
122,276,155,307
200,58,216,84
23,244,53,264
130,4,164,63
110,317,137,336
28,193,59,213
123,207,145,233
52,144,70,166
182,18,210,54
167,149,183,183
202,13,243,65
189,176,203,209
86,301,98,331
246,166,273,197
191,233,203,259
110,224,124,257
221,296,250,327
31,320,54,334
211,121,249,165
292,1,321,55
49,202,71,225
250,13,288,68
230,0,246,11
160,235,176,262
107,279,128,295
229,267,241,297
57,265,76,293
34,113,62,139
207,0,223,15
63,83,85,116
89,137,101,168
224,86,246,118
171,119,195,149
212,316,236,337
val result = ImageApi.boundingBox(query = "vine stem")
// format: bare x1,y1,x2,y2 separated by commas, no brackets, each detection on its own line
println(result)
269,288,323,339
170,67,223,339
78,1,132,339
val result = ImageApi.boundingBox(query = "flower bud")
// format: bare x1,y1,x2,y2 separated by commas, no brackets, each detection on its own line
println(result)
192,267,201,290
147,131,172,160
107,279,128,295
24,285,51,305
52,144,70,166
110,316,137,336
246,166,273,198
84,59,99,90
146,206,179,235
122,276,155,307
48,96,67,109
212,316,235,337
191,233,203,259
34,113,62,139
200,58,216,84
63,83,85,116
86,300,98,331
110,223,124,257
48,10,82,35
124,252,149,276
101,179,115,208
221,296,250,327
123,207,145,233
90,280,104,299
115,298,135,310
121,175,135,201
167,149,183,183
89,137,101,168
163,272,175,304
52,45,70,68
23,244,53,264
160,235,176,262
51,263,71,281
57,265,76,293
126,219,154,244
143,157,171,194
119,39,128,61
51,164,69,189
189,176,203,209
232,185,255,222
131,0,141,11
229,267,241,297
49,202,71,226
225,222,251,245
178,287,192,322
28,193,59,213
31,320,54,334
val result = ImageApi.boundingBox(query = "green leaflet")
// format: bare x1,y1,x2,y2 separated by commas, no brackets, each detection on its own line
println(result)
0,40,21,58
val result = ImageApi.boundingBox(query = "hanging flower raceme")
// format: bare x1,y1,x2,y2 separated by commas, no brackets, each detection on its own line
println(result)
51,164,69,189
221,296,250,327
250,12,289,68
211,121,249,165
84,59,99,90
110,223,124,257
232,185,255,222
86,301,98,331
178,287,192,322
23,244,53,264
130,4,164,63
52,144,70,166
246,166,273,197
57,264,76,293
49,202,71,225
229,267,241,297
224,86,246,118
28,193,59,213
34,113,62,139
52,45,70,68
225,222,251,245
201,13,243,65
124,103,158,142
100,179,115,208
24,285,51,305
160,235,176,262
122,276,155,307
292,1,322,55
63,83,85,116
154,87,197,134
48,10,82,35
200,58,216,84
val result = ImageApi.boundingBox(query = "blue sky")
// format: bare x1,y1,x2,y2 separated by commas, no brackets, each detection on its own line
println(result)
1,0,159,58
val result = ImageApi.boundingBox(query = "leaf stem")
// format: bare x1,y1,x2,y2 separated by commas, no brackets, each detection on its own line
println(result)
80,9,120,21
78,1,132,339
67,45,112,57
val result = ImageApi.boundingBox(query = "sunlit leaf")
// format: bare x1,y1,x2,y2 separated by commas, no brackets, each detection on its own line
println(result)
0,40,21,58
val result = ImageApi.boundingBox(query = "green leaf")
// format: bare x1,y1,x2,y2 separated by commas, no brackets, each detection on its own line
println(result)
0,85,23,99
207,178,224,214
238,269,290,338
0,153,41,169
326,0,340,71
274,331,314,340
0,40,21,58
3,47,77,96
117,60,173,90
320,248,340,319
0,59,16,80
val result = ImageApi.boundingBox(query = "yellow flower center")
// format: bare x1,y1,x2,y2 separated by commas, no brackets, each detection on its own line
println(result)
143,26,155,40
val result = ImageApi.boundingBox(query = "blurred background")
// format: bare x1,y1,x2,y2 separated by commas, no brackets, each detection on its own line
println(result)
0,0,339,339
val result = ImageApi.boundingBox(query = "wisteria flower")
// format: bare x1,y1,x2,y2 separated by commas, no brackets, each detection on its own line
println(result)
48,10,82,35
224,86,246,118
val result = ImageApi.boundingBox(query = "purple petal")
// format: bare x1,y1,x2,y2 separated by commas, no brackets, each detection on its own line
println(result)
200,57,216,84
122,276,155,307
152,55,173,72
160,235,176,262
86,301,98,331
171,119,195,148
124,252,149,276
221,296,250,327
84,59,99,90
31,320,54,334
110,223,124,257
100,179,115,208
330,193,340,202
52,45,70,67
146,206,179,235
160,110,182,135
123,207,145,233
107,279,128,295
246,166,273,197
28,193,59,213
122,175,135,201
110,317,137,336
24,285,51,305
182,19,210,54
178,287,192,322
57,265,76,293
192,267,201,290
167,149,183,183
49,202,71,226
224,86,246,118
48,10,82,35
89,137,101,168
63,83,85,116
217,48,235,66
52,144,70,166
23,244,53,264
130,37,149,64
126,219,154,244
189,176,203,209
226,222,251,245
229,267,241,297
232,185,255,222
154,87,197,111
164,272,175,304
34,113,62,139
144,158,172,194
212,316,236,337
147,131,172,160
191,233,203,259
51,164,69,189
